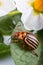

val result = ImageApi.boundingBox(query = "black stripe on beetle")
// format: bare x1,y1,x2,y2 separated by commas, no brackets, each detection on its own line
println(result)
27,37,37,48
24,34,39,49
25,37,36,49
27,34,39,44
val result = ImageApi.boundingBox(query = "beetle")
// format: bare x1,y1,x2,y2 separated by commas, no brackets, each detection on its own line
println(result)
12,31,39,57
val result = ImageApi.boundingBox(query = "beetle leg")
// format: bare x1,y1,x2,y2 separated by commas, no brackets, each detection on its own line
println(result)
21,43,25,49
22,43,25,48
13,40,18,43
31,50,38,57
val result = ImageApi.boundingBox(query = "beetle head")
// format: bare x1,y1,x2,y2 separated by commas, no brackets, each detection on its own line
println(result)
11,32,20,42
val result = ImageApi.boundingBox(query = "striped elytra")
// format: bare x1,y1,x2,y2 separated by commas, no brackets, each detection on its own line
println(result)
24,33,39,50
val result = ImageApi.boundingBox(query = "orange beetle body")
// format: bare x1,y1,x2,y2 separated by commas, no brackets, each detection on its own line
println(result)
12,32,39,57
14,32,27,40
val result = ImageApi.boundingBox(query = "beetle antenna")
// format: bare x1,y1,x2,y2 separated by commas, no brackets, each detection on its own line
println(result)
32,50,38,57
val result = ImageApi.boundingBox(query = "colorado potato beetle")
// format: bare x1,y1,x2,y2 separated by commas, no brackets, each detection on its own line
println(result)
12,32,39,57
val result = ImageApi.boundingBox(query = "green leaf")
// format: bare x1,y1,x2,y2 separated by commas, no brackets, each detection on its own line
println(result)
0,11,21,35
0,27,10,58
9,11,22,25
0,32,3,43
10,22,42,65
37,30,43,65
0,43,10,58
0,11,21,58
0,15,15,35
8,11,21,17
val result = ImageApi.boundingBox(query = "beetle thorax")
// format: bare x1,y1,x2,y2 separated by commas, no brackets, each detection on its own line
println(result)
14,32,27,40
18,32,27,40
